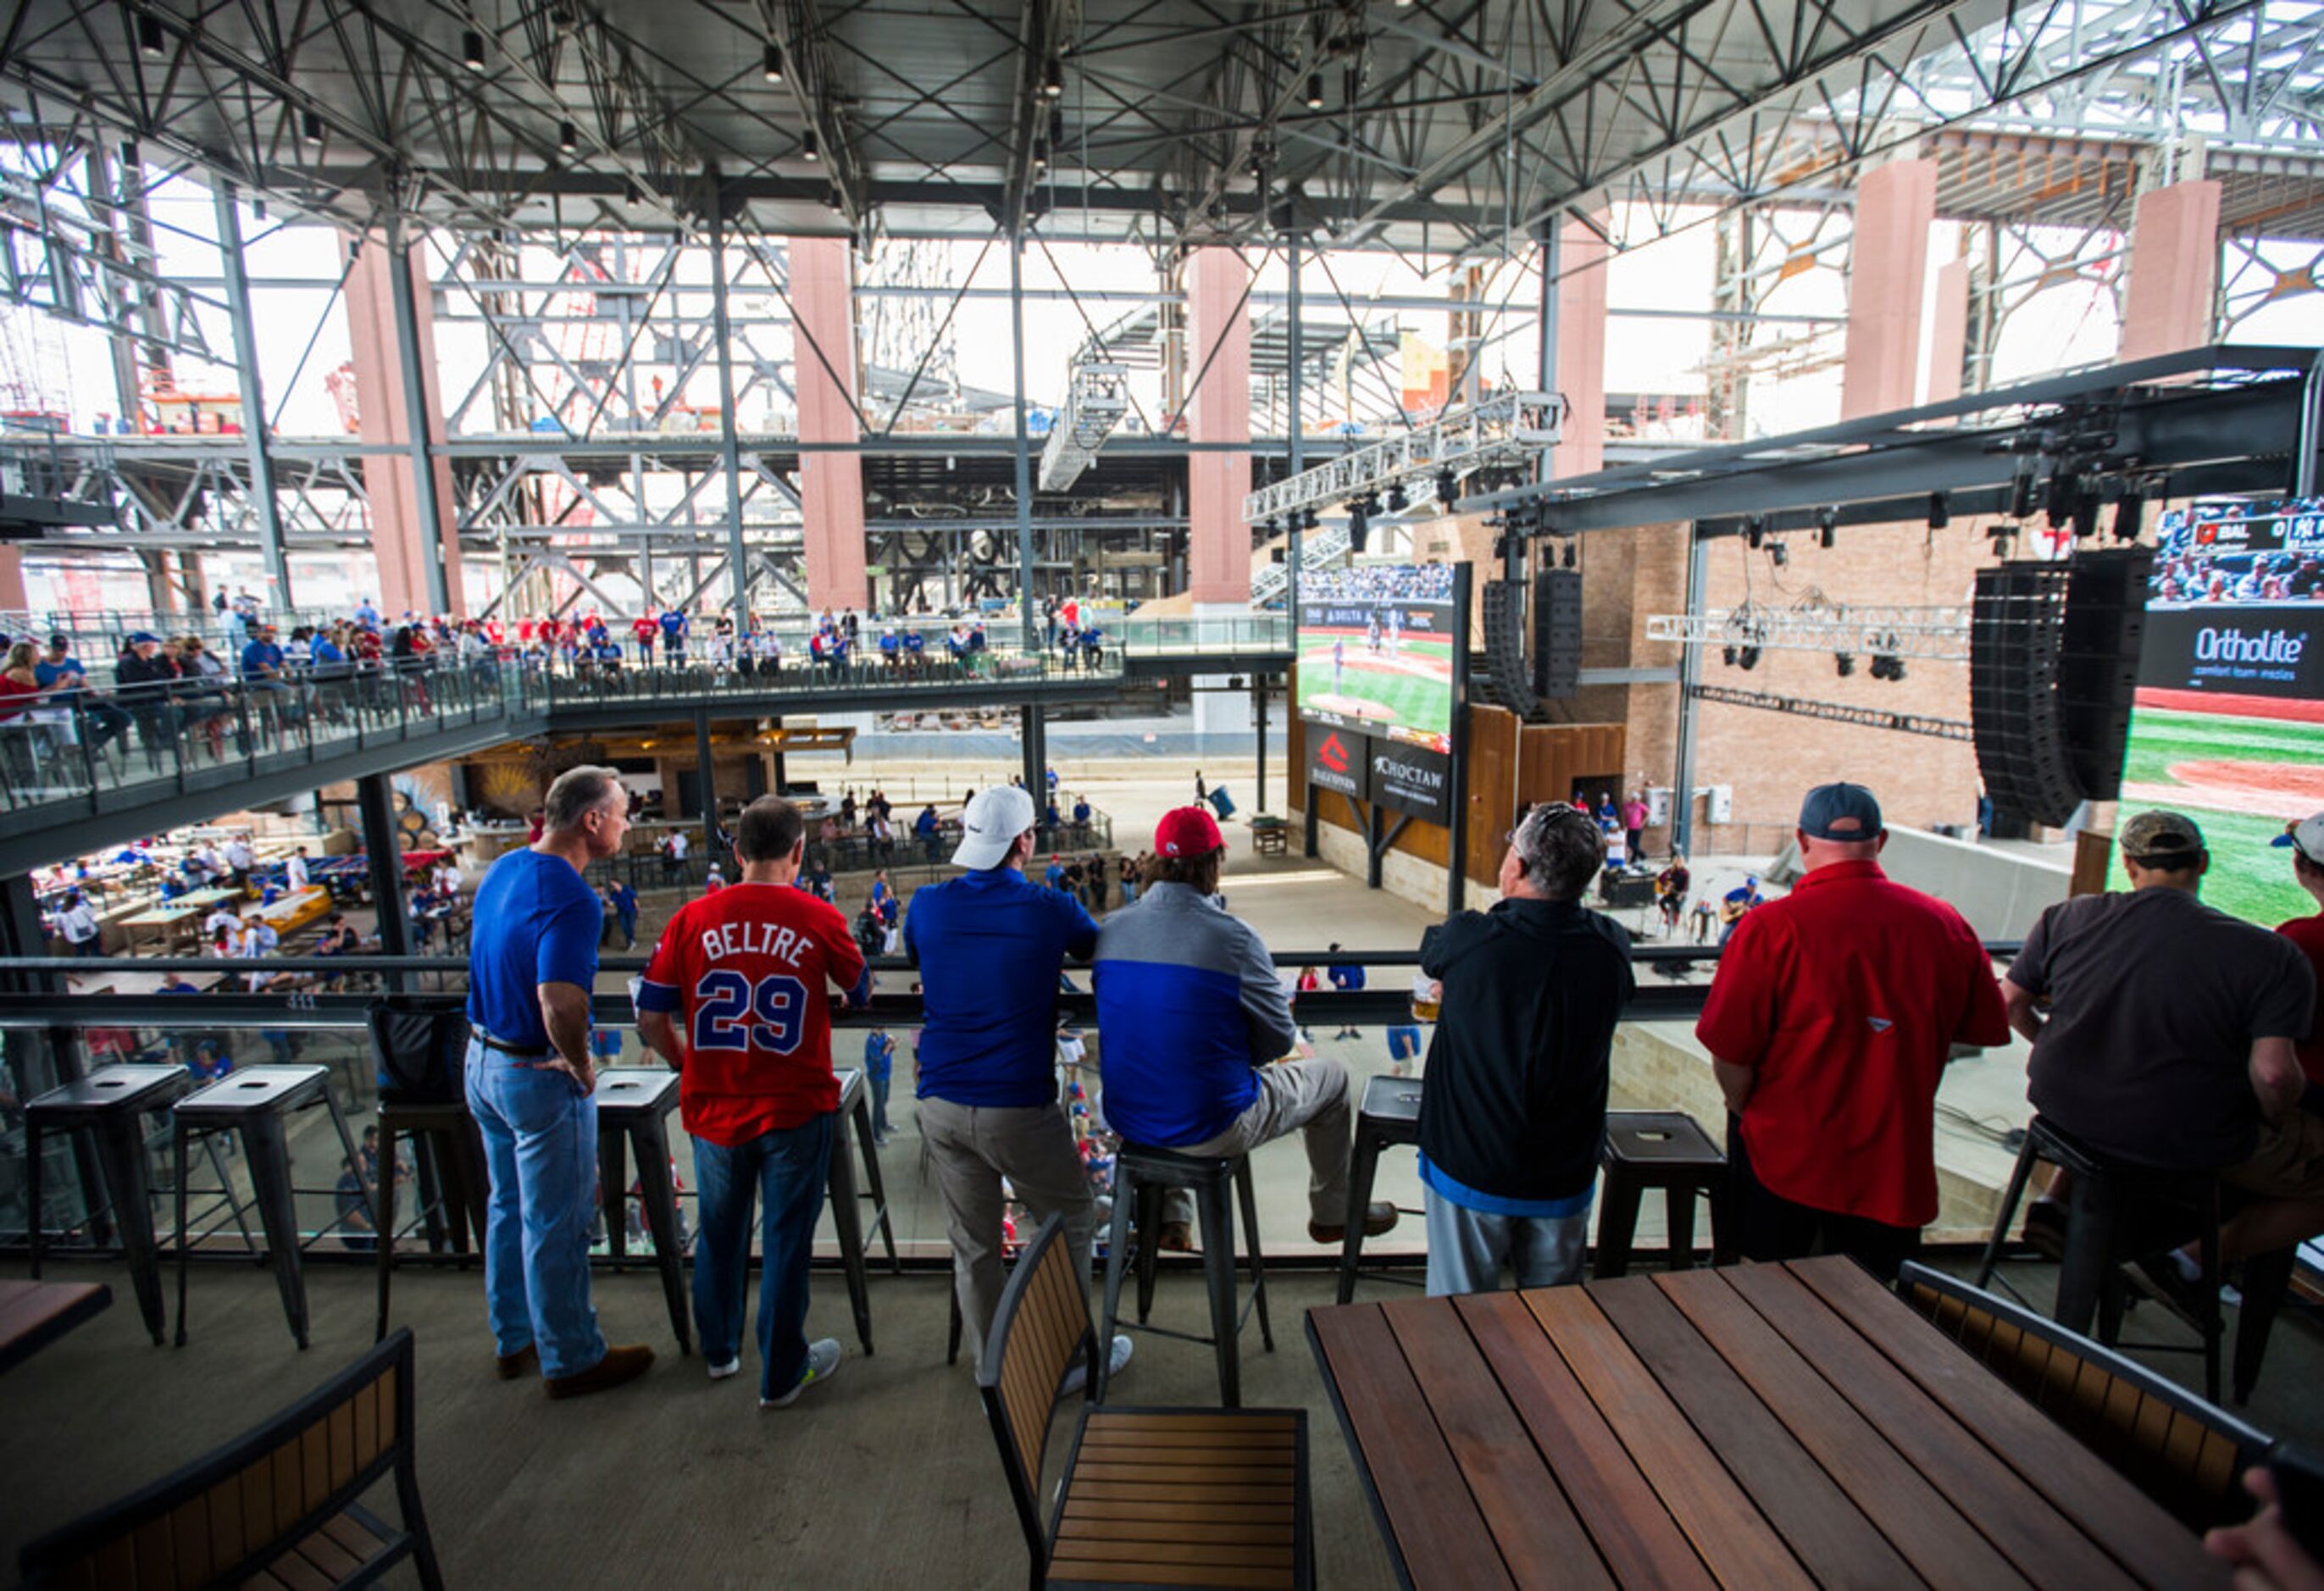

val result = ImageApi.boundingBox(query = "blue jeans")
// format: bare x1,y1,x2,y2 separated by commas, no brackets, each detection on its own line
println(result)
691,1112,835,1399
465,1038,606,1379
1424,1186,1589,1296
868,1073,891,1136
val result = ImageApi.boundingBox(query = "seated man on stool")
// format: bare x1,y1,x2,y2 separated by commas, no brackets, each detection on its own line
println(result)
2002,808,2319,1307
1698,781,2009,1281
1094,806,1396,1250
1417,804,1632,1294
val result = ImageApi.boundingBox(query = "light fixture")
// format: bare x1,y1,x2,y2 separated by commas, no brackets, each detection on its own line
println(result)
1834,651,1855,677
137,14,166,55
1042,56,1064,97
1927,491,1949,529
1384,482,1407,513
1745,515,1764,550
1768,539,1789,568
1561,540,1576,568
558,121,579,153
301,108,325,144
1737,646,1761,671
1305,73,1325,109
763,41,785,82
801,129,819,161
1048,108,1066,147
121,140,141,168
1817,506,1838,548
1301,507,1319,530
252,197,267,220
1033,142,1048,173
1992,525,2016,557
1722,645,1739,667
1348,506,1369,555
2113,489,2145,542
624,177,643,205
1434,468,1455,502
463,28,487,70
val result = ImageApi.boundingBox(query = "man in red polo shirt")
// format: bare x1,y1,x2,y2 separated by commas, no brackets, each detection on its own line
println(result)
1696,782,2008,1278
636,796,872,1407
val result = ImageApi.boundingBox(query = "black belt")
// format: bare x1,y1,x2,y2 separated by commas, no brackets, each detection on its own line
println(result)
474,1028,550,1061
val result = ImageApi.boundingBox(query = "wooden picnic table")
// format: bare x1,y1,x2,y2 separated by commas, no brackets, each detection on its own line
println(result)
177,886,245,909
118,902,202,954
1306,1257,2230,1590
0,1280,113,1375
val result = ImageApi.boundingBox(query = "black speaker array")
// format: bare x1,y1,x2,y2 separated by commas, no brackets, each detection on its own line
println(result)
1971,563,2080,828
2057,546,2154,801
1478,579,1539,717
1971,548,2152,828
1534,568,1582,700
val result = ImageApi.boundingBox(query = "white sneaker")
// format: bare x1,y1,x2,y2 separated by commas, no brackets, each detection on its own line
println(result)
761,1339,841,1408
1059,1334,1134,1396
707,1356,741,1381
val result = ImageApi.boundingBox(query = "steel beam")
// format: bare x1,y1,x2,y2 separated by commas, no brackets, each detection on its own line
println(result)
704,177,754,633
212,186,291,605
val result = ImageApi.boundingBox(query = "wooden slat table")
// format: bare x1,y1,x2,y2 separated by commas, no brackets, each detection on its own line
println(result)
1307,1258,2231,1590
0,1280,112,1375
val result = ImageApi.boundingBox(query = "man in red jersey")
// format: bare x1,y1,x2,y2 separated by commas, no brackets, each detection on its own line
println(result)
636,796,872,1407
1698,782,2009,1279
2275,812,2324,1104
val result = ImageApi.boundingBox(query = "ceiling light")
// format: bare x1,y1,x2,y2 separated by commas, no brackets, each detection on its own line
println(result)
301,109,325,144
1301,507,1319,530
1834,652,1855,677
1722,645,1738,667
463,29,487,71
624,177,643,205
121,140,141,168
137,15,166,55
2113,490,2145,542
1738,646,1761,671
1048,108,1066,147
763,41,785,83
801,129,819,161
1034,142,1049,173
1305,73,1325,109
1817,506,1838,547
1927,491,1949,529
1745,515,1764,550
558,121,579,153
1384,483,1407,513
1043,56,1064,97
1434,468,1455,502
1768,539,1789,568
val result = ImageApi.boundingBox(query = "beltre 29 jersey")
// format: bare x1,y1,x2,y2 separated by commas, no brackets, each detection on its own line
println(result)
638,882,872,1147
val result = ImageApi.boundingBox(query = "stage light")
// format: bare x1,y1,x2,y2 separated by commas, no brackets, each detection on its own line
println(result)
1262,517,1278,536
1768,539,1789,568
463,29,487,70
1561,540,1576,568
1034,142,1048,173
2114,490,2145,542
763,42,785,82
2008,471,2035,521
1816,506,1837,547
1384,482,1408,513
1348,507,1369,555
559,121,579,153
1927,491,1949,529
1738,646,1761,671
1043,57,1065,97
1745,515,1765,550
1301,507,1319,530
801,129,819,161
121,141,141,168
1991,526,2015,557
624,178,644,205
1722,645,1739,667
2072,492,2100,544
1306,74,1325,109
138,15,165,55
301,109,325,144
1435,468,1456,502
1834,652,1855,677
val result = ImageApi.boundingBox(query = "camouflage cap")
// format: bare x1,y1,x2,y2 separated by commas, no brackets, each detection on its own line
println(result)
2119,809,2205,864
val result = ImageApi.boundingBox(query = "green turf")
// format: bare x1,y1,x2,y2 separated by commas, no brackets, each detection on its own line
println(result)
2122,706,2322,925
1294,635,1456,740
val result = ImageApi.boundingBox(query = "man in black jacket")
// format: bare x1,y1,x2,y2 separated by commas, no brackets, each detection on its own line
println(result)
1417,802,1633,1294
114,632,181,771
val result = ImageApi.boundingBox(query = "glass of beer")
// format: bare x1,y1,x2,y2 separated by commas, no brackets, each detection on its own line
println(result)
1411,973,1440,1023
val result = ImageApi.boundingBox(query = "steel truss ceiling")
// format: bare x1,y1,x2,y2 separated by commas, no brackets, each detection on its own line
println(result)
0,0,2315,254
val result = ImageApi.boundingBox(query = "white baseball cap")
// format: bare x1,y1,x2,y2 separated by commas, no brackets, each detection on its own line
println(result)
2274,812,2324,868
953,785,1038,870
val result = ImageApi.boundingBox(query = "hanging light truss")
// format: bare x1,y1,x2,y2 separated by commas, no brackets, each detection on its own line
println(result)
1039,360,1129,491
1647,600,1974,661
1242,391,1565,525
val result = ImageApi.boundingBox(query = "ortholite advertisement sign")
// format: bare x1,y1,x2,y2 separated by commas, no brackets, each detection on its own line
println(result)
1369,739,1455,824
1306,725,1371,801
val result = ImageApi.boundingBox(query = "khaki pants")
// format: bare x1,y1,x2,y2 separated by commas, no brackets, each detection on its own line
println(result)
921,1096,1095,1366
1166,1058,1352,1228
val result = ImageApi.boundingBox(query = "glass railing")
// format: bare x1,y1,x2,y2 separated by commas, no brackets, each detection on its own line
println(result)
533,639,1126,706
1111,614,1293,652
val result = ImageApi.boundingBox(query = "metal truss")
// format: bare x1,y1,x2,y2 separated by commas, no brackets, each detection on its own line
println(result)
1243,392,1565,524
1039,360,1129,491
2221,236,2324,336
1688,681,1974,739
1649,599,1972,660
1252,523,1351,606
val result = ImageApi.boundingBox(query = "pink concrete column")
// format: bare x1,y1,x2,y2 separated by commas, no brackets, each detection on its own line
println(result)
0,545,25,613
1925,256,1971,405
341,234,464,617
1839,159,1938,421
789,237,870,612
2118,179,2222,363
1185,247,1252,605
1553,219,1609,478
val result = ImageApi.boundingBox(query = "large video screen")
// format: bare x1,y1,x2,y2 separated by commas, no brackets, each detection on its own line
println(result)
1295,563,1460,754
2127,498,2324,925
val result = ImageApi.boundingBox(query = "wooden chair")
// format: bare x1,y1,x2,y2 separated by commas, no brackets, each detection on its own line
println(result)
18,1327,442,1590
979,1214,1312,1591
1896,1261,2275,1533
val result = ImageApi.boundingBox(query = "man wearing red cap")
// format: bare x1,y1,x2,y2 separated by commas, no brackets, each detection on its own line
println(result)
1094,806,1397,1247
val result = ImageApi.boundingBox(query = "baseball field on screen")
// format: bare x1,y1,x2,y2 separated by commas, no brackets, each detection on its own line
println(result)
1294,632,1456,747
2119,701,2321,926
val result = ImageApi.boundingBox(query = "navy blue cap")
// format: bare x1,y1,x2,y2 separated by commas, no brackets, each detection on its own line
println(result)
1799,782,1883,840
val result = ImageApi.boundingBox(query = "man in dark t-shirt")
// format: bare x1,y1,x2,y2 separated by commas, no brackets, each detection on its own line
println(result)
2004,809,2318,1272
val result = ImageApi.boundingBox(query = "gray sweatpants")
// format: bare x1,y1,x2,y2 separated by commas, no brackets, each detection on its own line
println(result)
921,1096,1095,1367
1163,1057,1353,1228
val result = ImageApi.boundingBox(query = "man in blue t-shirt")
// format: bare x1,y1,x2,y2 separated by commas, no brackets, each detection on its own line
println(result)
464,764,654,1399
863,1026,896,1144
1327,941,1367,1040
658,607,688,659
905,784,1130,1379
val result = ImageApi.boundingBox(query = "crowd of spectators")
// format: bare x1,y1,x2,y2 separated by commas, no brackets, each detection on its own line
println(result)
1297,562,1456,605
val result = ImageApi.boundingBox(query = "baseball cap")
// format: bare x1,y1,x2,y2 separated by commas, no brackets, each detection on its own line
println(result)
127,631,159,646
1798,782,1883,840
1156,806,1224,858
2272,812,2324,867
952,785,1037,870
2119,809,2206,864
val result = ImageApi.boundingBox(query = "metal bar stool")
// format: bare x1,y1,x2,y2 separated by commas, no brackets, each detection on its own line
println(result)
171,1065,363,1350
1593,1111,1730,1278
372,1099,490,1343
26,1065,194,1346
827,1068,898,1357
1976,1113,2226,1403
1335,1074,1423,1304
593,1067,691,1357
1096,1144,1272,1408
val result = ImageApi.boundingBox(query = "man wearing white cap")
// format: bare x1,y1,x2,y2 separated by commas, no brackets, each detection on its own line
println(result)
2275,812,2324,1107
905,784,1132,1381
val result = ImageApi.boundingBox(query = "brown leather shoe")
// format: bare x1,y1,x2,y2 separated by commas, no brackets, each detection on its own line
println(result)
545,1344,654,1400
496,1344,538,1381
1308,1201,1399,1245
